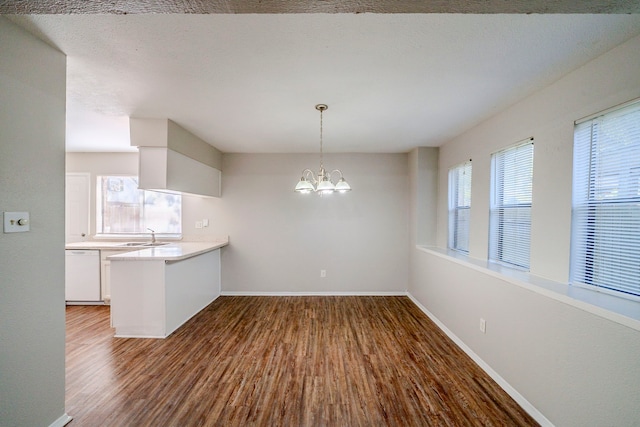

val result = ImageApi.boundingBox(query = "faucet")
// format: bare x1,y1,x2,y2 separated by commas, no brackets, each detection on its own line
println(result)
147,228,156,244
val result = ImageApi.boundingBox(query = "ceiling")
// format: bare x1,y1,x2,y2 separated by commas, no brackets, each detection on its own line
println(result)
3,0,640,14
7,12,640,153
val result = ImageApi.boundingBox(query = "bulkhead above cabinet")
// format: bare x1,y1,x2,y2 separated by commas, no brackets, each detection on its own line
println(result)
130,118,222,198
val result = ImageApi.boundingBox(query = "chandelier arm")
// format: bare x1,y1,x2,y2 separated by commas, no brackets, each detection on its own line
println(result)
301,168,318,184
329,169,344,184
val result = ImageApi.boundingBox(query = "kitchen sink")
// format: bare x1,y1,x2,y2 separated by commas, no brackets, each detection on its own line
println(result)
142,242,170,247
118,242,147,247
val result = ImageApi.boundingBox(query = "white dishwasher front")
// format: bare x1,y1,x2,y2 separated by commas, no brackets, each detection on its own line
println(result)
65,249,101,304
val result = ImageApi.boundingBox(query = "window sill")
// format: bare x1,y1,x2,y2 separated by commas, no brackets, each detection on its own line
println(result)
416,246,640,332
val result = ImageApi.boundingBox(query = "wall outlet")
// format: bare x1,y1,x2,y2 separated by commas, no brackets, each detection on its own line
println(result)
195,221,203,229
320,269,326,278
479,318,486,334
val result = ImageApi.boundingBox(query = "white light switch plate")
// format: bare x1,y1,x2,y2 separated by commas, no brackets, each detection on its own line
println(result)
4,211,30,233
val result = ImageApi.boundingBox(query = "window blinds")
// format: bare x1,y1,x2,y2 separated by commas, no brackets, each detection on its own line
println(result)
570,101,640,297
448,161,472,253
489,141,534,270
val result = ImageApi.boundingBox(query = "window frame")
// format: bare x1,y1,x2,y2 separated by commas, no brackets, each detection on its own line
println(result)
570,99,640,299
448,160,472,254
95,175,182,239
488,139,534,271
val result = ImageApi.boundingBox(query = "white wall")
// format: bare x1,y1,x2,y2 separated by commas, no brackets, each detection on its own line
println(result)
409,34,640,426
218,153,409,293
0,17,68,427
67,152,410,293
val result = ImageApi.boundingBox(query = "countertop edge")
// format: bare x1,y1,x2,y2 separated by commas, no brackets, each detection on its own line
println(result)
108,241,228,262
66,238,229,262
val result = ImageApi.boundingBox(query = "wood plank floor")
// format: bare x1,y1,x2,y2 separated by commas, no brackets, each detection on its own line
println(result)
66,296,539,426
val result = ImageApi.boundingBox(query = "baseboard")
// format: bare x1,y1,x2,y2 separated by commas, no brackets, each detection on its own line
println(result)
49,413,72,427
406,293,554,427
220,291,408,296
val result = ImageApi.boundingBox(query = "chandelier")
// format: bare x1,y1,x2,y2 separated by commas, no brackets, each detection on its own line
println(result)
294,104,351,195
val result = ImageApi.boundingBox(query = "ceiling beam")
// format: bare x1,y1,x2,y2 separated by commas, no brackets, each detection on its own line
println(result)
1,0,639,15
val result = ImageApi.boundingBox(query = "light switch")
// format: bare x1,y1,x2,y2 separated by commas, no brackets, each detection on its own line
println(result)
4,212,30,233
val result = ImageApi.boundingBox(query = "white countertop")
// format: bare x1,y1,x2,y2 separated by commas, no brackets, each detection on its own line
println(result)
108,240,227,262
65,241,145,250
65,237,229,262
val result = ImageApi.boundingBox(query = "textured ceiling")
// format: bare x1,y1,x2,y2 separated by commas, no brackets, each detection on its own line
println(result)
7,13,640,153
2,0,640,14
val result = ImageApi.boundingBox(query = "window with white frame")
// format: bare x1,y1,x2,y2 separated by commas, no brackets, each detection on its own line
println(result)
448,161,472,253
96,176,182,236
570,100,640,298
489,140,534,270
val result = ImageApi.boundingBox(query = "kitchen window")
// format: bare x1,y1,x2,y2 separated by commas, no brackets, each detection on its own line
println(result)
489,140,534,270
448,161,472,254
96,176,182,237
570,100,640,298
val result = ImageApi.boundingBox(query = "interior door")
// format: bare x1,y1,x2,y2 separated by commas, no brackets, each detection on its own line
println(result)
66,173,90,242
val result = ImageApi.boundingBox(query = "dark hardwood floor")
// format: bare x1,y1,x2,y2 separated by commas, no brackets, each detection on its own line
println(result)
66,296,538,426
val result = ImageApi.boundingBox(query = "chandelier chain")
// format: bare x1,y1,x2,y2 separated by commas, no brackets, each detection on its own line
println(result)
319,106,324,169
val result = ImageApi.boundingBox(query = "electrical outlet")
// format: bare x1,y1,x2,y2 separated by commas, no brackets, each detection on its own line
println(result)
320,269,326,278
479,318,486,334
195,221,203,229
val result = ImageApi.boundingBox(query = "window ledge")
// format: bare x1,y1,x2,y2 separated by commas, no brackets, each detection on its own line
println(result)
416,245,640,332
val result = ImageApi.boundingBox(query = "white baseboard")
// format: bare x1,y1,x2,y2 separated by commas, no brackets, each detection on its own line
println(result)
406,293,553,427
220,291,407,296
49,413,72,427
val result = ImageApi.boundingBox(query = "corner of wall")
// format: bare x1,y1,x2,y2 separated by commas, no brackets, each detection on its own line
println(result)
408,147,439,247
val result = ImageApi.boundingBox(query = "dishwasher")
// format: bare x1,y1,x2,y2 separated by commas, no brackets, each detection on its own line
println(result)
65,249,101,304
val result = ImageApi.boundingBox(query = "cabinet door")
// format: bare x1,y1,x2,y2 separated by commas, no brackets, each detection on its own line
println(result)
100,250,120,303
101,260,111,302
105,261,112,302
65,173,90,243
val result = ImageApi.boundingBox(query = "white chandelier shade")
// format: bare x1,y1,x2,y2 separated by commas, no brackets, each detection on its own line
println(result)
294,104,351,195
295,167,352,194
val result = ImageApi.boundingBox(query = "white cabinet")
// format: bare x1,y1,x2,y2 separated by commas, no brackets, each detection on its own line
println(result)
100,250,120,303
138,147,221,197
131,118,223,198
111,249,221,338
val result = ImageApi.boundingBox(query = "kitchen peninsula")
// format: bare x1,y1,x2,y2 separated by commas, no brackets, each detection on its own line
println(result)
109,238,228,338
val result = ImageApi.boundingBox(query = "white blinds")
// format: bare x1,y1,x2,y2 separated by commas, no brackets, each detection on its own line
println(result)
489,141,534,270
448,161,472,253
570,101,640,297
